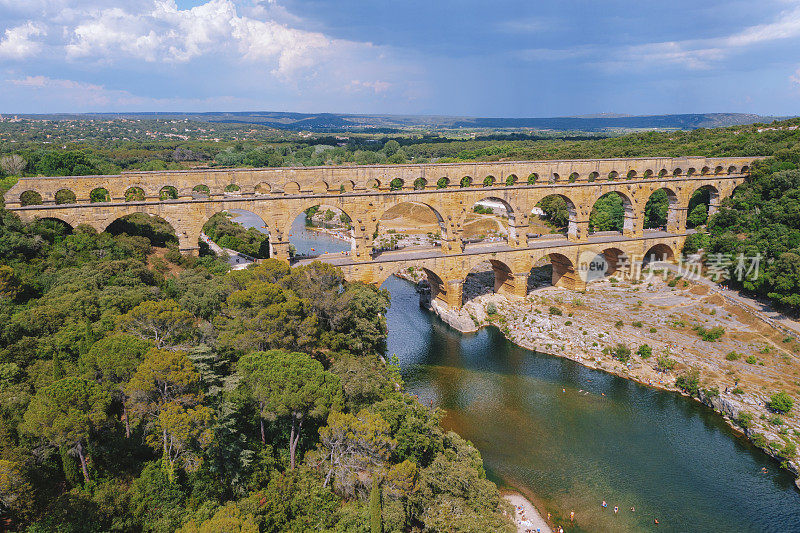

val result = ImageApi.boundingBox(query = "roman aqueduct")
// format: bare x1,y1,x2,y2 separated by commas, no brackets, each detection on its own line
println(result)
5,156,754,307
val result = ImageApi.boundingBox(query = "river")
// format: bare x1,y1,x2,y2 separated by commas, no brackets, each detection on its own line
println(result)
383,275,800,533
238,210,800,531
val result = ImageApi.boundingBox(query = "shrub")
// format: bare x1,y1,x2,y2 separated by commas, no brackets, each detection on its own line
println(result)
767,392,794,414
613,343,631,363
751,433,767,448
564,320,572,326
732,387,744,395
636,344,652,359
745,355,757,364
777,442,797,461
769,415,784,426
632,321,643,328
736,411,753,429
486,303,497,315
549,306,562,316
725,351,740,361
614,320,624,329
675,368,701,396
656,355,676,372
667,279,677,287
694,325,725,341
649,327,657,333
702,387,719,400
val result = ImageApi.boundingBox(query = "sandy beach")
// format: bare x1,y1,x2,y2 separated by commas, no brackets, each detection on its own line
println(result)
504,493,553,533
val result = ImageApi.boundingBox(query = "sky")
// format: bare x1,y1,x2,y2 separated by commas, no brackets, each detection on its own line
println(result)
0,0,799,116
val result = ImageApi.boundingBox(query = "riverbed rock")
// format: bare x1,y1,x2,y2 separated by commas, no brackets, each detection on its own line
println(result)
431,300,479,332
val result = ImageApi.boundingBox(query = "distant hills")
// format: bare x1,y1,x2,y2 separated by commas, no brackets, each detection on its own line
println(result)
12,111,788,132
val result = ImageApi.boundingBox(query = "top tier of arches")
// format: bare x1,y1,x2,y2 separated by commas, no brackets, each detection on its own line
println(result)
6,156,756,207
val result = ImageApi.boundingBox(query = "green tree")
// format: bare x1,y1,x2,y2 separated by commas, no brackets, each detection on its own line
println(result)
644,189,669,228
81,333,152,437
21,377,110,483
118,299,195,348
314,409,395,495
687,203,708,228
236,350,342,470
0,460,34,523
126,348,212,480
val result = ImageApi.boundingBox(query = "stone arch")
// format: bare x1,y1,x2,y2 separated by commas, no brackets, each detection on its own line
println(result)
159,185,178,201
224,183,242,194
505,174,518,186
311,181,330,194
550,172,560,183
463,257,517,303
601,247,627,277
413,177,427,190
569,172,580,183
125,187,146,202
740,165,750,174
686,184,719,227
714,165,724,175
338,180,355,193
532,193,578,237
658,168,669,177
673,168,683,177
701,166,711,175
607,171,619,181
482,175,496,187
687,167,696,176
284,181,301,194
588,191,634,235
626,170,637,179
588,171,599,182
104,211,181,248
19,190,43,206
34,216,75,234
643,169,654,178
389,178,404,191
285,203,356,256
643,187,679,231
54,189,77,205
421,267,456,307
460,176,473,188
90,187,111,203
642,243,675,267
462,196,516,245
255,182,272,195
192,184,210,199
374,201,448,252
201,208,271,259
727,165,738,174
366,178,381,190
527,173,539,184
528,252,580,290
436,177,450,189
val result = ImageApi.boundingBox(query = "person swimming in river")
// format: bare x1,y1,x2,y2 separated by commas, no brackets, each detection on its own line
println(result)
613,506,618,514
602,500,607,508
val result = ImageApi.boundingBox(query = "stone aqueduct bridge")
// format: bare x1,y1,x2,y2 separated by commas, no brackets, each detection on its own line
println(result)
6,156,754,307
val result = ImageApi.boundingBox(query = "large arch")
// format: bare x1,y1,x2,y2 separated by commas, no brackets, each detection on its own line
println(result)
531,194,577,239
104,212,179,248
528,253,581,290
588,191,634,235
285,203,355,258
643,187,679,231
201,208,271,260
373,201,447,253
19,190,43,206
642,243,676,268
686,184,719,228
461,196,516,245
463,258,516,304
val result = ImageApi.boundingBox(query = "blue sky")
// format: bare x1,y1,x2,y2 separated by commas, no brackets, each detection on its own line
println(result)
0,0,799,116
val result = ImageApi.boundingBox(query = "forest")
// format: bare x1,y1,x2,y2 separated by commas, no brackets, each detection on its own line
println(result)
0,209,512,532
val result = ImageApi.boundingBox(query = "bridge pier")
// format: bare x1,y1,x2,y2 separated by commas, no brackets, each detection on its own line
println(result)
435,279,463,308
496,272,528,298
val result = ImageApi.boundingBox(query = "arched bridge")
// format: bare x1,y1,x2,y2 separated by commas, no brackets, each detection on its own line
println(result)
5,156,754,307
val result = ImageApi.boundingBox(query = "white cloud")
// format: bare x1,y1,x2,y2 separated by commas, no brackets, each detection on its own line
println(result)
0,21,45,59
791,67,800,87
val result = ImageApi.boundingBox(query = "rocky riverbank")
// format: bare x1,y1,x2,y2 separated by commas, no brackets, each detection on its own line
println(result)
414,267,800,487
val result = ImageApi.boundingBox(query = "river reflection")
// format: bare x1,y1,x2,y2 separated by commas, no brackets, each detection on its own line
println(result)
383,275,800,533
